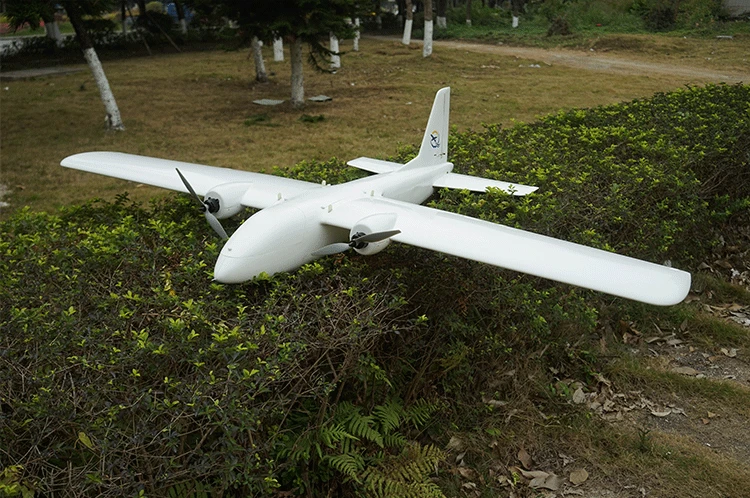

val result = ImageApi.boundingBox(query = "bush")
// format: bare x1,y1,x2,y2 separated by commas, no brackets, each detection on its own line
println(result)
1,84,748,497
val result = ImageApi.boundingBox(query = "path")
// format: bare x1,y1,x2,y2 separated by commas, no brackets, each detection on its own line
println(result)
369,35,749,84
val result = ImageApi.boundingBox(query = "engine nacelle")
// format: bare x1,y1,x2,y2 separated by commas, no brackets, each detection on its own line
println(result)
204,183,254,219
350,213,398,256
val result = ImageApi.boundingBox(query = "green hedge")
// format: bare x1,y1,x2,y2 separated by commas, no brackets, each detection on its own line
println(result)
1,84,748,497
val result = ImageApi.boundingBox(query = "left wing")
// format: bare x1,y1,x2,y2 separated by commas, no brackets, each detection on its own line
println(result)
61,152,319,209
320,197,691,306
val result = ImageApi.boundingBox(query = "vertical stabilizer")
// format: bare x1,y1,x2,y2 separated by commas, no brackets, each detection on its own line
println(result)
401,87,450,170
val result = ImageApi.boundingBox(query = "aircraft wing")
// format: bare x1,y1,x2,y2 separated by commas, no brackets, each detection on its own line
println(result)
61,152,319,209
321,197,691,306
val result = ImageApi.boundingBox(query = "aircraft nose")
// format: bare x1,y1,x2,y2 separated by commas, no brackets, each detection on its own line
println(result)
213,254,248,284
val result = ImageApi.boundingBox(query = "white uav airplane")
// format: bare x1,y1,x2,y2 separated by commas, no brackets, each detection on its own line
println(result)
62,88,691,306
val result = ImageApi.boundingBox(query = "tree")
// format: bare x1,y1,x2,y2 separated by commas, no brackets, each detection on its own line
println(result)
5,0,125,131
423,0,433,57
251,37,268,82
221,0,358,108
402,0,413,45
4,0,63,45
436,0,447,29
62,0,125,130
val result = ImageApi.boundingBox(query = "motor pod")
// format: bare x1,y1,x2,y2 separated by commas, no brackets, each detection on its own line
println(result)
203,183,254,219
350,213,398,255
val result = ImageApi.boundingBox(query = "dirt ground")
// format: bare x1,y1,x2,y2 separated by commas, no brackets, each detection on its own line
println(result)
369,35,749,83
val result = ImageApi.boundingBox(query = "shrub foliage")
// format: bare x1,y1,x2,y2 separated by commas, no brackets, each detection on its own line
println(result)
1,84,748,497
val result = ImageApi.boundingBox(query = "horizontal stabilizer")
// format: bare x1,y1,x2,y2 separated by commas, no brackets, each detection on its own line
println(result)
434,172,538,196
347,157,402,174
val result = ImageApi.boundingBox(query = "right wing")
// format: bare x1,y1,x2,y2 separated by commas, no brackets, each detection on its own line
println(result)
61,152,319,209
321,196,691,306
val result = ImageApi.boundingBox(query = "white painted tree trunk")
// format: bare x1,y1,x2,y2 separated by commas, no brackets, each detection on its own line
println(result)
289,37,304,108
83,47,124,131
402,19,413,45
437,16,447,28
45,20,64,47
273,37,284,61
179,18,187,35
329,33,340,69
512,16,519,28
353,18,360,51
423,20,433,57
251,36,268,82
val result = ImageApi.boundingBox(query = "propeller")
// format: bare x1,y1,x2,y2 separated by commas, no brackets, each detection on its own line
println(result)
176,168,229,239
312,229,401,257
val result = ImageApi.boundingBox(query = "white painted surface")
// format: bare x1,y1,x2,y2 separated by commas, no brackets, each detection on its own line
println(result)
329,33,340,69
289,37,304,107
423,20,433,57
273,37,284,61
251,37,267,82
83,47,124,131
353,18,360,51
402,18,413,45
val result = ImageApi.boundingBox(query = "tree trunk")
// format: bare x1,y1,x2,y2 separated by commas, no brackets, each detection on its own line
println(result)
437,0,447,28
63,1,125,131
251,36,268,82
402,0,413,45
273,37,284,61
353,18,360,51
466,0,472,26
121,0,127,35
289,36,304,108
511,0,523,28
174,0,187,34
44,19,63,46
423,0,433,57
329,33,340,69
373,0,382,29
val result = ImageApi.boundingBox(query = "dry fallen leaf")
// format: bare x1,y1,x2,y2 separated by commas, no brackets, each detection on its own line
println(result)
572,387,586,404
651,409,672,417
569,468,589,485
458,466,478,480
720,347,738,358
446,436,465,452
672,366,700,376
518,447,533,470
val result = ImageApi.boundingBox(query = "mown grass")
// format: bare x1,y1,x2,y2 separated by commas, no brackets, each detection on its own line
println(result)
1,37,745,217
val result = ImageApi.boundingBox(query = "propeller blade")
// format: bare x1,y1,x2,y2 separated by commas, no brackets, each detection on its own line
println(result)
175,168,204,208
311,243,353,258
176,168,229,239
205,211,229,239
355,229,401,243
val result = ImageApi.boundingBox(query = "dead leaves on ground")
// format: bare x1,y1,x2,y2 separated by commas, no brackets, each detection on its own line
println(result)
449,437,589,496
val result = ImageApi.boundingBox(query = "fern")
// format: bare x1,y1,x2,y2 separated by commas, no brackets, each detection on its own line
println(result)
373,398,402,435
361,443,446,498
325,453,365,482
278,397,445,497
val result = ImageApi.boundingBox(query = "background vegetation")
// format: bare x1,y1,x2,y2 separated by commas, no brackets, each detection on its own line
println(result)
2,83,749,497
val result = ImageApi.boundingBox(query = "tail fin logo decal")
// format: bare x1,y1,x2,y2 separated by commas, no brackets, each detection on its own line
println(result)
430,130,440,149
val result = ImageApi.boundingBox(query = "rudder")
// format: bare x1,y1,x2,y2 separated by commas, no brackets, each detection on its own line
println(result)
401,87,450,170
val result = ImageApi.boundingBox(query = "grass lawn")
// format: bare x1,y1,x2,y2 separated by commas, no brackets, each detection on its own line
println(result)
1,35,746,216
